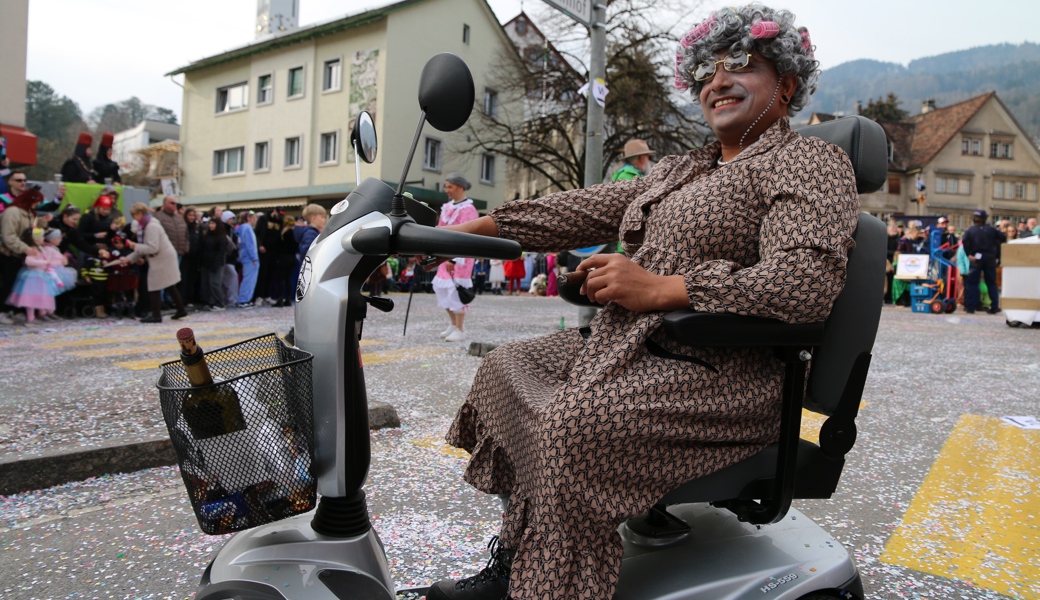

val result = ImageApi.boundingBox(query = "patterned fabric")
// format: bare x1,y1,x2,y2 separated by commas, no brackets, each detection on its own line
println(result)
446,118,859,600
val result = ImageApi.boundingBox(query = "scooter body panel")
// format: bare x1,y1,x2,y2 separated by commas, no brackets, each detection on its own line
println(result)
615,505,861,600
201,511,395,600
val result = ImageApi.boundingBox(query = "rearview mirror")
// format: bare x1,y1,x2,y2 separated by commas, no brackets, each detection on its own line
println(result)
417,53,474,132
350,111,377,164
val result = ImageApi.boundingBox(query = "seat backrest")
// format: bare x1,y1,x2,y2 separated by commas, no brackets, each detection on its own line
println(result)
795,116,889,415
804,213,886,415
797,115,888,194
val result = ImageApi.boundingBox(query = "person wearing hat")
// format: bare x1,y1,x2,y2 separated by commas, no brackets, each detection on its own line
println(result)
961,209,1006,314
61,132,98,184
78,192,121,247
435,173,479,343
220,210,240,307
610,139,655,182
92,133,121,184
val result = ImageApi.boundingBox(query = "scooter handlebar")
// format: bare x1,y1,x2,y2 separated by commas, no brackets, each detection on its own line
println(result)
349,221,522,260
395,222,521,259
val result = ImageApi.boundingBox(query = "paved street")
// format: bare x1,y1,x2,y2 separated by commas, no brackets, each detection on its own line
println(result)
0,293,1038,600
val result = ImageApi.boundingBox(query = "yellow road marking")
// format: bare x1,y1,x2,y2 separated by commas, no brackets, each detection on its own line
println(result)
361,346,451,366
116,343,444,371
880,414,1040,598
43,327,270,348
413,436,471,460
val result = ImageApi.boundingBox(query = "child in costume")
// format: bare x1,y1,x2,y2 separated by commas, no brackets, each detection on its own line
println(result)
7,228,66,322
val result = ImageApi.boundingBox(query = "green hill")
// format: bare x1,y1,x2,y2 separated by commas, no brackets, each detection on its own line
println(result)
808,42,1040,138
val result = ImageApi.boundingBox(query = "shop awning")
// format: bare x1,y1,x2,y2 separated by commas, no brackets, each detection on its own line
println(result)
0,125,37,166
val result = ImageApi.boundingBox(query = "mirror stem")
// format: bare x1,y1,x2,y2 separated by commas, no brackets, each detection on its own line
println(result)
353,140,362,187
393,110,427,217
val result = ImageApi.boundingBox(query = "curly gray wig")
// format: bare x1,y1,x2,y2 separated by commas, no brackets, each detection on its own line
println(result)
675,4,819,116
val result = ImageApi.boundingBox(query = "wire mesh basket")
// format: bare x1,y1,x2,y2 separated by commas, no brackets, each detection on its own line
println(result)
157,333,315,535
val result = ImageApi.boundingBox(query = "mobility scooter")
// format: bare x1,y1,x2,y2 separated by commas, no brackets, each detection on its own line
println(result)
166,53,889,600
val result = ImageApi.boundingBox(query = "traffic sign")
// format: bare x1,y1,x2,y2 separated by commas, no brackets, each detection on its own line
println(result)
542,0,593,27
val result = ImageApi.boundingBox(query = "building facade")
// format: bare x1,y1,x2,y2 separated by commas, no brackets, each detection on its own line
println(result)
859,92,1040,229
113,120,181,174
170,0,519,214
0,0,36,167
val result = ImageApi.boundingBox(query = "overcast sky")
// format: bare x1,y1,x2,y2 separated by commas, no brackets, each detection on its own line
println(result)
25,0,1040,121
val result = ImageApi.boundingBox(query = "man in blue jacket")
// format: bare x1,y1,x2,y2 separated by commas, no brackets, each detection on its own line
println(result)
235,211,260,308
961,209,1006,314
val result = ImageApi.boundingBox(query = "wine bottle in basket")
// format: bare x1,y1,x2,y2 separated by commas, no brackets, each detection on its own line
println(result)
177,328,247,439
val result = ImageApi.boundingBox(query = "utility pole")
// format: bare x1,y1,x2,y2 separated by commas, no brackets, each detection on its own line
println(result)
583,3,607,188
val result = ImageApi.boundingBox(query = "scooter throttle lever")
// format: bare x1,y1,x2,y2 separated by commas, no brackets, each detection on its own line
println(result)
365,295,395,313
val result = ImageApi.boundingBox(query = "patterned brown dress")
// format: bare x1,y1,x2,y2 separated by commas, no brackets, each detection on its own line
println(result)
446,118,859,599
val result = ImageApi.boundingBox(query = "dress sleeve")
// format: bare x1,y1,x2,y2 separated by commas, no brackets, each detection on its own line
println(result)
683,138,860,323
488,160,679,252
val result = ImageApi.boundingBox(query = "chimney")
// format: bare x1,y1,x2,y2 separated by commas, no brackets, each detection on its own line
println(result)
921,98,937,114
256,0,299,41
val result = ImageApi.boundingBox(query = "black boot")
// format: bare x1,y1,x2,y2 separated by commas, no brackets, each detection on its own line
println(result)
427,536,513,600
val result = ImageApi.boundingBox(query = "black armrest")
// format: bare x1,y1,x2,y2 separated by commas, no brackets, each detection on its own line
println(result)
662,311,825,347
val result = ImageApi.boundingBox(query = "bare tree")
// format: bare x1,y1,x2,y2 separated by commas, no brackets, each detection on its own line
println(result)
459,0,711,194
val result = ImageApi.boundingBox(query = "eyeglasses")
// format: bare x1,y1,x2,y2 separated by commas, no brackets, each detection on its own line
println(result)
692,52,752,82
10,178,26,183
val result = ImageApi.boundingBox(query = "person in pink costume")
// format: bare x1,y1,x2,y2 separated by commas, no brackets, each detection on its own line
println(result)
434,173,480,342
7,228,68,323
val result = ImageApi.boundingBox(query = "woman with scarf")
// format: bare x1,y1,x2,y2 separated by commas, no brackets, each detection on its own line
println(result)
425,5,858,600
118,202,187,323
92,133,121,184
61,132,98,184
433,173,479,343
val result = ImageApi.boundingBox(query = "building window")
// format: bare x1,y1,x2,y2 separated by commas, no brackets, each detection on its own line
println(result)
216,82,249,113
962,137,983,156
288,66,304,98
322,58,342,92
1014,182,1026,199
991,141,1013,159
213,147,245,175
423,137,442,171
1029,183,1038,201
254,141,270,171
936,177,971,195
516,17,527,35
285,136,302,168
257,74,272,104
463,24,470,44
887,176,901,196
480,153,496,184
320,131,339,164
483,88,498,118
994,181,1004,199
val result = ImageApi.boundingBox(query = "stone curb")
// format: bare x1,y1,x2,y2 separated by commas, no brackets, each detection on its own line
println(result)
0,402,400,496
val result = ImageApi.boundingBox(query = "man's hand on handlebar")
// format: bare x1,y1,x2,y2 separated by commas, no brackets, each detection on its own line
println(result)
419,215,502,271
575,254,689,313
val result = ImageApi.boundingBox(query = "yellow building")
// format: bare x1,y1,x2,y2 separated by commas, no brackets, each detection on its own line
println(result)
168,0,521,214
858,92,1040,229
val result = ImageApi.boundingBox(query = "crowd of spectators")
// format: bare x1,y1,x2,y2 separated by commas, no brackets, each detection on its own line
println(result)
884,211,1036,314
